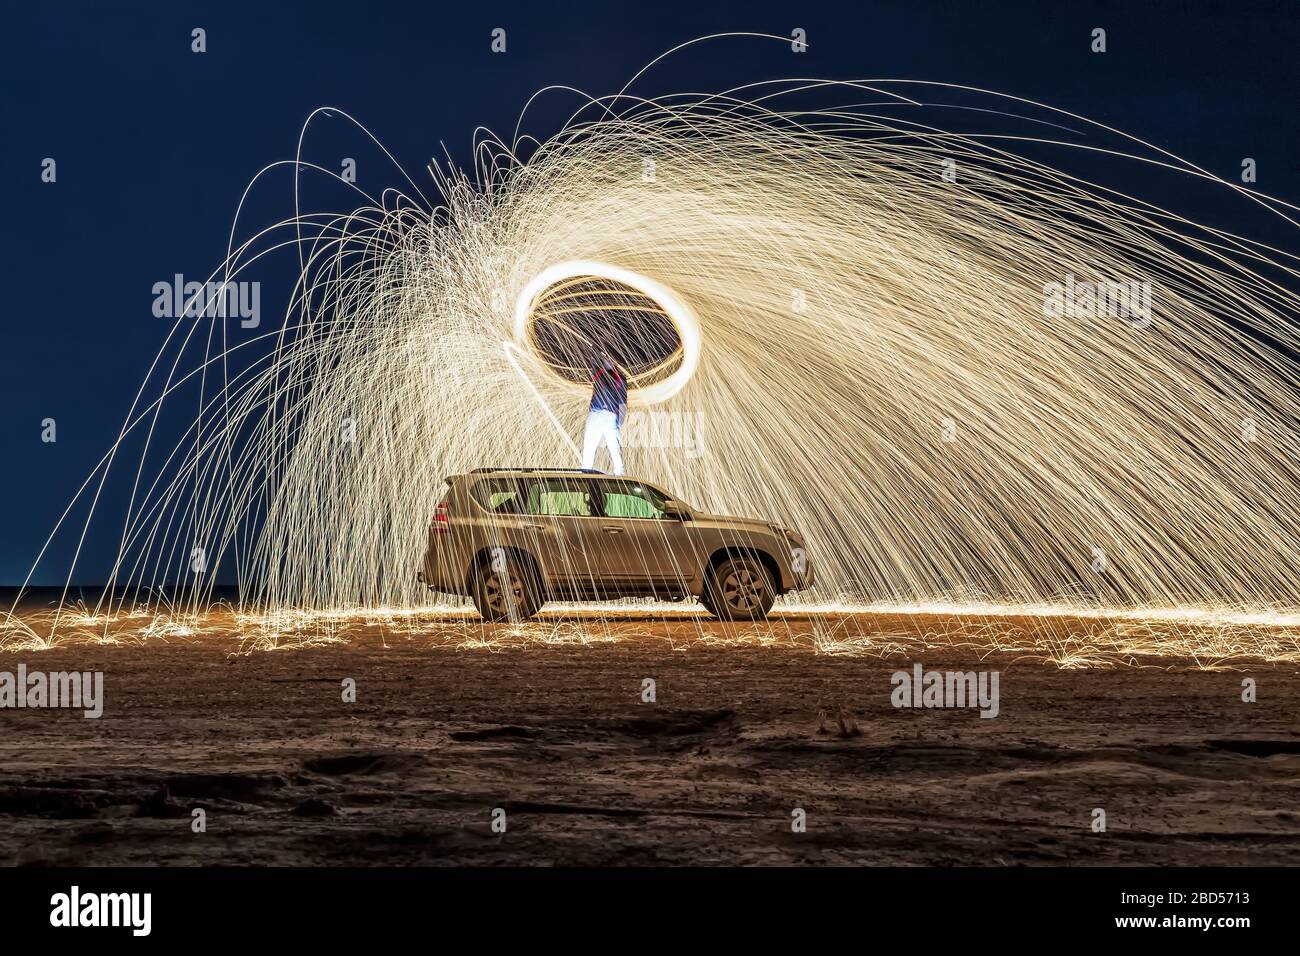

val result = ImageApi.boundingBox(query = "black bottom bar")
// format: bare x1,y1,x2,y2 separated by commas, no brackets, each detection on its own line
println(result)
0,866,1284,941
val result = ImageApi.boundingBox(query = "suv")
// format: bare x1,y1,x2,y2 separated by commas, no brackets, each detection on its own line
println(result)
419,468,813,621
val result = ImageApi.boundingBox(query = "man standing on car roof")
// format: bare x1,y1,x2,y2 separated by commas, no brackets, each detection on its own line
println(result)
581,351,627,475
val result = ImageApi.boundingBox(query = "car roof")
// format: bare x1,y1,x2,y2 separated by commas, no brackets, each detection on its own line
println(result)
454,468,652,483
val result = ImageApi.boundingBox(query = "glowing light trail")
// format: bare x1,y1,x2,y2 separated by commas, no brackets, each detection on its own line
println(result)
9,38,1300,646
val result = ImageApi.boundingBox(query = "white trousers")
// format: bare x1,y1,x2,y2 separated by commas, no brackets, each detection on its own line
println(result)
581,409,624,475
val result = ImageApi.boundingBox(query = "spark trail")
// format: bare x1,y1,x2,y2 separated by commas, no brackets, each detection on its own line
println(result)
13,38,1300,631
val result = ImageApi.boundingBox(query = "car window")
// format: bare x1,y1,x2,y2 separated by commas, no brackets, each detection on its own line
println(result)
601,480,668,520
526,479,595,517
472,477,595,516
472,478,527,514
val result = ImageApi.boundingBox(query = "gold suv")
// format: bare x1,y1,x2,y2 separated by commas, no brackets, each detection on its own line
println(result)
419,468,813,621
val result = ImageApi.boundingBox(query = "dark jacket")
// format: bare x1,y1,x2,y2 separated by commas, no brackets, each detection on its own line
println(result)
590,366,627,419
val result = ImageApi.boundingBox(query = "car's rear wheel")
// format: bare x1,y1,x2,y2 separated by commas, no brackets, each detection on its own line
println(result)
471,553,543,622
702,556,776,621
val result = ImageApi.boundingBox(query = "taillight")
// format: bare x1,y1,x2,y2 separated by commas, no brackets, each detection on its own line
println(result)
430,499,450,533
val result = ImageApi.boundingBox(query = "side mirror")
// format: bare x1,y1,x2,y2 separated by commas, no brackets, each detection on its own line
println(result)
662,501,690,521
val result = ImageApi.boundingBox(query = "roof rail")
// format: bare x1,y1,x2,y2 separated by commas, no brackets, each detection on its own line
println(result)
469,467,607,474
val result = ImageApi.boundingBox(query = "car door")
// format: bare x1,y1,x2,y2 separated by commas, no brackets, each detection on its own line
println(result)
473,477,571,589
590,478,695,593
522,476,605,593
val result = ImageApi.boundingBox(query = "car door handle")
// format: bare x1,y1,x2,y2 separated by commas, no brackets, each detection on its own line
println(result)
601,526,625,534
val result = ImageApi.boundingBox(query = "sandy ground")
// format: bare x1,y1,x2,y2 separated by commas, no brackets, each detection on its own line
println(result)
1,608,1299,866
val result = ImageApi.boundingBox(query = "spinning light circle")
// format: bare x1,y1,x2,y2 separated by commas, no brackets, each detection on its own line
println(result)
513,259,702,405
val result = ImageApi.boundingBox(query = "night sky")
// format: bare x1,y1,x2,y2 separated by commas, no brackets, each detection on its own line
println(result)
2,0,1298,584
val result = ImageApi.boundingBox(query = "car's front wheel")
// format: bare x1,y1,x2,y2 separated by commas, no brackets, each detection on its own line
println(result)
471,553,543,622
702,556,776,621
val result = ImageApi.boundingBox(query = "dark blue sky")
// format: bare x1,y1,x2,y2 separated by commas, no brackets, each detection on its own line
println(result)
2,0,1298,584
